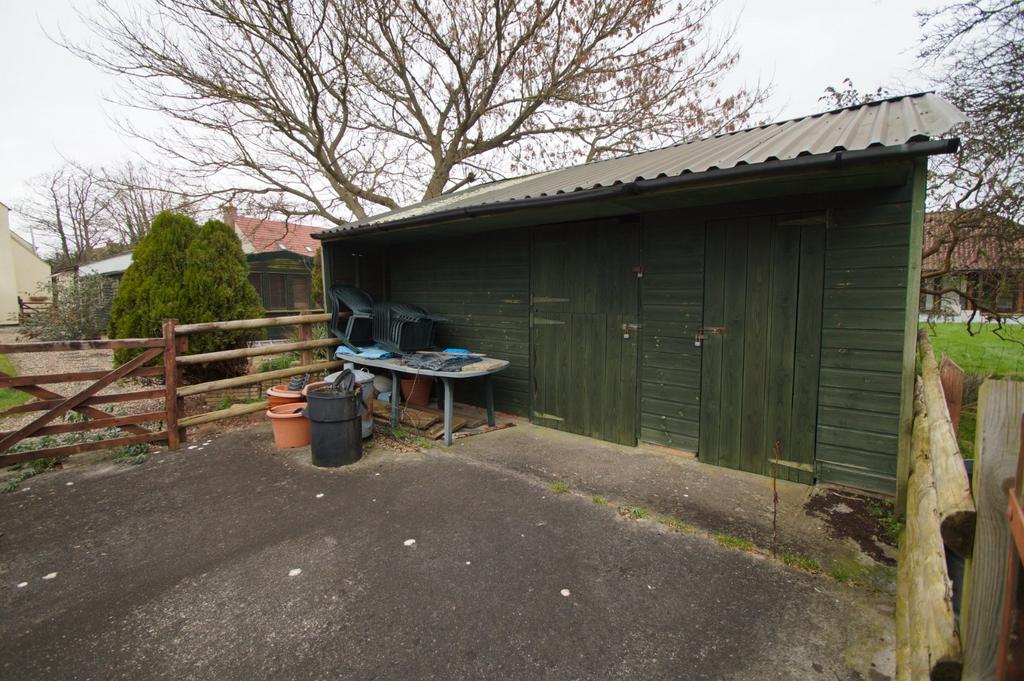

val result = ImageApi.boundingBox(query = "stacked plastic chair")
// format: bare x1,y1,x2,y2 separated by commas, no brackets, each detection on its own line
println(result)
327,286,375,350
371,301,444,353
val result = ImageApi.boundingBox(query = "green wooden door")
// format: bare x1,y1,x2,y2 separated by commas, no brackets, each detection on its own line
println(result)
530,221,640,445
699,213,825,483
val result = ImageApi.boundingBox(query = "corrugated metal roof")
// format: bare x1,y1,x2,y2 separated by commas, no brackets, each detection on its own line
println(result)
320,93,966,237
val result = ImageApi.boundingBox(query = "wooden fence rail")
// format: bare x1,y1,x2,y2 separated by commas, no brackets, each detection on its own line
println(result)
918,330,977,557
0,311,337,467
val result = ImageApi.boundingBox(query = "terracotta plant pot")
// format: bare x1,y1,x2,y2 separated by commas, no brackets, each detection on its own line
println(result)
401,376,432,407
266,402,310,448
267,384,303,408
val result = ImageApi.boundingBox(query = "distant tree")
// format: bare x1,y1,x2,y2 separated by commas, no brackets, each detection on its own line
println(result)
98,161,199,246
310,247,324,310
67,0,766,225
18,165,113,266
917,0,1024,326
108,211,197,366
17,161,199,266
821,0,1024,327
819,78,892,109
181,220,264,380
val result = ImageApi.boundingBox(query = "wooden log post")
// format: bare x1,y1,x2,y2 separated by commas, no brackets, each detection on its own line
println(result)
961,380,1024,679
162,319,182,449
919,329,977,557
939,356,965,436
298,311,313,367
905,406,963,681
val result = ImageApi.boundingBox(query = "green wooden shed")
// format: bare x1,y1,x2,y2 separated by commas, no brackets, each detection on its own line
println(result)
316,94,967,497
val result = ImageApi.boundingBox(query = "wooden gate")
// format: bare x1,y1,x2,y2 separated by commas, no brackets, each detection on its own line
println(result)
0,313,337,468
0,339,170,466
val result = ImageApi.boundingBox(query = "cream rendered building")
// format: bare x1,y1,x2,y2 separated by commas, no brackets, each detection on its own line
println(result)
0,201,51,325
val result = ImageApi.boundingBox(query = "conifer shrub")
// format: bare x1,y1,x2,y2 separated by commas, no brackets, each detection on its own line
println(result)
108,211,196,366
180,219,264,380
108,212,265,381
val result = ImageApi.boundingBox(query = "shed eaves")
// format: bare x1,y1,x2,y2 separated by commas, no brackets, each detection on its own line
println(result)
318,93,966,237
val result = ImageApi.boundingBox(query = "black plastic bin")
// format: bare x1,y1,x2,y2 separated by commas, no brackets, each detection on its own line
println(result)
304,383,364,467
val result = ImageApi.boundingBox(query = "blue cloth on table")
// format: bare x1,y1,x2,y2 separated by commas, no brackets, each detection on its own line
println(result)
443,348,472,354
335,343,394,360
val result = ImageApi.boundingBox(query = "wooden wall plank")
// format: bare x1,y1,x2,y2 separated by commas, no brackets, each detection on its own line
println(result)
788,222,826,485
817,179,916,495
640,211,705,453
389,230,531,414
740,218,772,475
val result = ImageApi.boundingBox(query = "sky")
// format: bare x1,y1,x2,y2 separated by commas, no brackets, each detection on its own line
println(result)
0,0,948,241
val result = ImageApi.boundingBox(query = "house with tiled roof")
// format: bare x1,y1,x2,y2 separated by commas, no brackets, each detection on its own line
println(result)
920,210,1023,317
222,207,323,313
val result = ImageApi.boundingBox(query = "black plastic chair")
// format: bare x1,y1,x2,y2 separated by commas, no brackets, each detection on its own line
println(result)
328,286,375,350
371,301,444,353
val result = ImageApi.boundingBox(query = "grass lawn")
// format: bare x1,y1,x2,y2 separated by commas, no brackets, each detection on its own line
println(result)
921,322,1024,378
921,322,1023,459
0,353,31,413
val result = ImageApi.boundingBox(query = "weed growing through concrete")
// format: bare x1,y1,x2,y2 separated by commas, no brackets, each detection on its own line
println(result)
866,499,901,544
1,458,58,493
782,554,822,572
113,443,149,465
549,481,570,494
713,533,755,552
829,565,854,583
657,516,697,533
591,495,608,505
619,506,649,519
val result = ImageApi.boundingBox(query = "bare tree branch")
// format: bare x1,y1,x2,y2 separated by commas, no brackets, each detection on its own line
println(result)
62,0,766,224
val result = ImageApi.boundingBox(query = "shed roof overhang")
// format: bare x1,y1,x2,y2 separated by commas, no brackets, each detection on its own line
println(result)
318,139,956,247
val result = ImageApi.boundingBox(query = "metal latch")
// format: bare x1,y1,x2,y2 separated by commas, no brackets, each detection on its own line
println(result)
632,265,646,279
622,322,640,339
694,327,725,347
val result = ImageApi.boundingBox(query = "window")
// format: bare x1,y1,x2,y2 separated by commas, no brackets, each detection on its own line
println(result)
291,276,311,309
249,271,313,310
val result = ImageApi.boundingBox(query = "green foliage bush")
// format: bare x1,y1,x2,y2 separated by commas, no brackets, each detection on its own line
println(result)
20,275,116,340
107,212,265,381
310,246,324,309
181,219,264,379
109,211,196,365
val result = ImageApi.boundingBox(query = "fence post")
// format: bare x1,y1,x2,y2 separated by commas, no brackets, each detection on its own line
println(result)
939,356,965,436
298,310,313,366
162,319,184,449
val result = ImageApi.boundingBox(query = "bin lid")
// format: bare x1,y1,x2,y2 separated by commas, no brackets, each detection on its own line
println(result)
325,369,374,384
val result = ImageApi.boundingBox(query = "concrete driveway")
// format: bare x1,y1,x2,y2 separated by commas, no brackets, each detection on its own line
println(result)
0,425,893,680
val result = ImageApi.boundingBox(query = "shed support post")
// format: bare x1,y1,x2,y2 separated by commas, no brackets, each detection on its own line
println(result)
896,158,927,515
